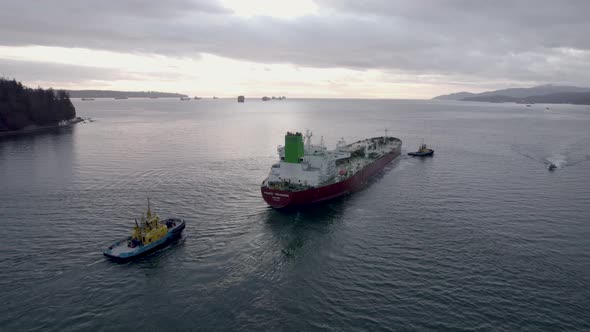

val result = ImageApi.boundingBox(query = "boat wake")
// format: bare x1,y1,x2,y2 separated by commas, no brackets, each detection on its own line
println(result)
566,154,590,166
511,144,590,169
511,144,548,165
85,258,105,267
545,153,567,168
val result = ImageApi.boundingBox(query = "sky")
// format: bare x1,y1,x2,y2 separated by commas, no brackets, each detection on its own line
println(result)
0,0,589,98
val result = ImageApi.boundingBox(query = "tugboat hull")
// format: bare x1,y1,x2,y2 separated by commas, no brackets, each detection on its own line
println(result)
261,147,401,209
103,218,185,261
408,150,434,156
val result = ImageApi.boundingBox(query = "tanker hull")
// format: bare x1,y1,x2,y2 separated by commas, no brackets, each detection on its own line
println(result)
262,146,400,209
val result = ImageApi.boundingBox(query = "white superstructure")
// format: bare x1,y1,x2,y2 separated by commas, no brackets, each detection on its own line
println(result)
265,130,399,189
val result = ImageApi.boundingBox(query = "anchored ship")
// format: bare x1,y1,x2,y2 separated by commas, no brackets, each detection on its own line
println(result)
261,131,402,209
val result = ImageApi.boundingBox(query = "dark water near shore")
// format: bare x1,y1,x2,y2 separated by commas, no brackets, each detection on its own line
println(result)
1,98,590,331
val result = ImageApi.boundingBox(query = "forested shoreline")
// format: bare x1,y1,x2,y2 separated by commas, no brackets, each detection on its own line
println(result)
0,78,76,132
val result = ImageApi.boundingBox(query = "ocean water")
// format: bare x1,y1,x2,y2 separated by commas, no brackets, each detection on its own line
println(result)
1,98,589,331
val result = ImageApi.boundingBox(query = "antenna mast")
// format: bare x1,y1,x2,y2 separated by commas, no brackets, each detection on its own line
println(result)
305,129,313,147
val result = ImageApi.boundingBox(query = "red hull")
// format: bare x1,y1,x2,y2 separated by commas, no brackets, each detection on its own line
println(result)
261,146,401,209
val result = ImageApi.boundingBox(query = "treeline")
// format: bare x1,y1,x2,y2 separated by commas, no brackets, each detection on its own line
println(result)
0,78,76,132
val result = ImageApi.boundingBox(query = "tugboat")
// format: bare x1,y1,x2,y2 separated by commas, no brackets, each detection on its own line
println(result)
103,199,185,261
408,143,434,156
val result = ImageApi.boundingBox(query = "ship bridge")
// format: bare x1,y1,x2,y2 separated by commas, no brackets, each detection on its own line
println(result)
267,131,351,188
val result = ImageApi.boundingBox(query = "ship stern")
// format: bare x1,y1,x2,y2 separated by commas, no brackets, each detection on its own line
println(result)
261,186,293,209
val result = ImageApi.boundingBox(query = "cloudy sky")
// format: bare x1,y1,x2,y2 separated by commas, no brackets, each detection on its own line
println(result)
0,0,588,98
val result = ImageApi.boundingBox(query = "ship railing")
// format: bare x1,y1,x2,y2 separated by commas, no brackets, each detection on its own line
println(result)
267,181,312,191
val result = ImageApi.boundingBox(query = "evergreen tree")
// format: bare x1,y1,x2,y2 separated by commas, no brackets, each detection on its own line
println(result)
0,78,77,131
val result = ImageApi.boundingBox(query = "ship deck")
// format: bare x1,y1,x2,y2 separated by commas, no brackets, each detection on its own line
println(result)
263,137,401,192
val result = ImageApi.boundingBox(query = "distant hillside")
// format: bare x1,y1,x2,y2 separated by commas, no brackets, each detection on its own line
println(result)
433,84,590,105
525,92,590,105
0,78,76,132
67,90,187,98
432,91,476,100
462,95,513,103
464,92,590,105
474,85,590,98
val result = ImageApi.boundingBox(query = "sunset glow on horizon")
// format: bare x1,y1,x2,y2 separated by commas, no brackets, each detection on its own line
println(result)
0,45,471,99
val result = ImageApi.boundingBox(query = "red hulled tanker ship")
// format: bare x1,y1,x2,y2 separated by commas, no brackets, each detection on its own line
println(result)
261,131,402,208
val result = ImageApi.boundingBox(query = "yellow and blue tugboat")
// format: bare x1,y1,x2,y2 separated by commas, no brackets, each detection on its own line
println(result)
103,199,185,261
408,143,434,157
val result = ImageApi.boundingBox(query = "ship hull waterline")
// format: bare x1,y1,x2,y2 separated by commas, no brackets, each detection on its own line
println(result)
261,146,401,209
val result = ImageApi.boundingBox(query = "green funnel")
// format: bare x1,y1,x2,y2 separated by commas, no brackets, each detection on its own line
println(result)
284,132,304,163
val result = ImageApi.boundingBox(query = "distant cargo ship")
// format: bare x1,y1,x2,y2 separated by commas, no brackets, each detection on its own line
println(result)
261,131,401,208
262,96,286,101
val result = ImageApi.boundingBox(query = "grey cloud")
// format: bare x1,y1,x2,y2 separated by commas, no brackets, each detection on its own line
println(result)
0,58,190,86
0,58,123,83
1,0,589,88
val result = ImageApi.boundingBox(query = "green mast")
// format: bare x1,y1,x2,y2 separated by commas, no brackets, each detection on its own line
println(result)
284,132,304,163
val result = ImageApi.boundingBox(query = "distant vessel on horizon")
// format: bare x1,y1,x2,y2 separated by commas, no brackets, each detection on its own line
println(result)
262,96,286,101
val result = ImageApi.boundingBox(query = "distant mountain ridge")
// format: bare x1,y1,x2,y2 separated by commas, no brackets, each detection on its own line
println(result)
432,91,476,100
67,90,188,99
464,92,590,105
433,84,590,105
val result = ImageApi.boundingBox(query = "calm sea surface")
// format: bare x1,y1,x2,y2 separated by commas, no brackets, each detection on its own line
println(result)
1,98,589,331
